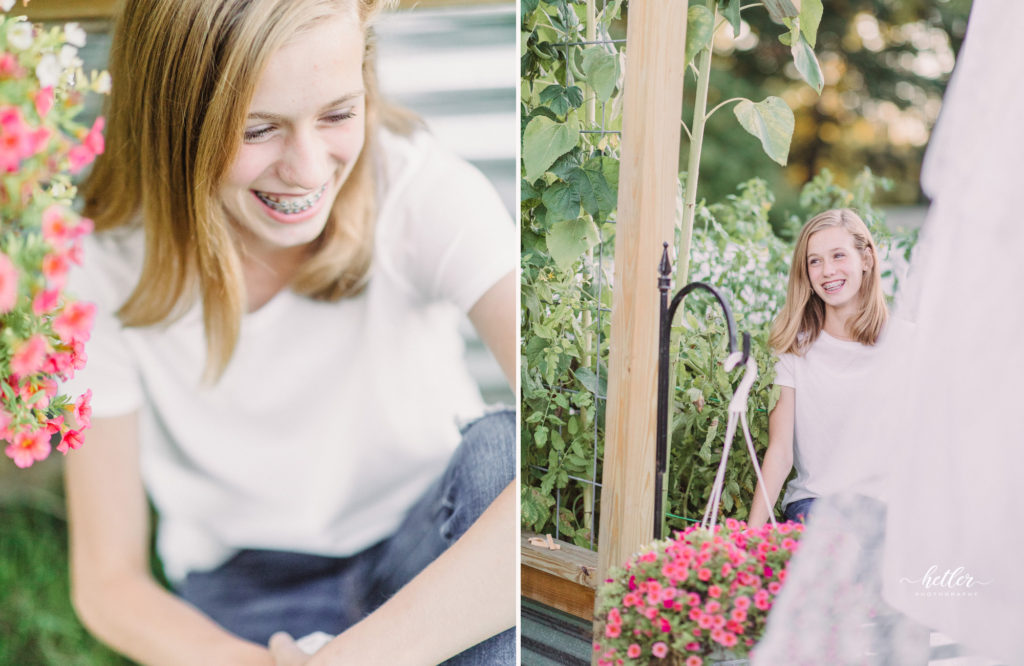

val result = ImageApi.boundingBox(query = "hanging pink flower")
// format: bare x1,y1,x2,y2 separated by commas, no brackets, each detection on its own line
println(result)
52,300,96,344
42,205,76,247
5,429,52,468
73,389,92,430
10,334,49,377
83,117,104,155
32,288,60,315
42,251,70,289
0,252,17,312
57,428,84,454
651,642,668,659
34,86,55,119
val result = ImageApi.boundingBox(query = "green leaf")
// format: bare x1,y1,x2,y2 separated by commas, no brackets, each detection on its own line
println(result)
546,217,600,270
542,181,582,223
534,425,549,448
574,366,607,397
732,97,794,167
551,429,565,452
523,115,580,182
791,32,823,93
723,0,742,37
800,0,823,48
539,84,584,116
580,47,619,102
566,164,616,218
762,0,799,23
685,5,714,66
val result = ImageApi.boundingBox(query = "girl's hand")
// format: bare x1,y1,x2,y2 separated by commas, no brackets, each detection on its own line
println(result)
269,633,311,666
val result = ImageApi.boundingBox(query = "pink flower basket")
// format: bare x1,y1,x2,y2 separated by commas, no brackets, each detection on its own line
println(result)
1,8,108,467
594,518,804,665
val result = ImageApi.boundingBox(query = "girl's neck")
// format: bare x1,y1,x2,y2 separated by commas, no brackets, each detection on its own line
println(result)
822,306,855,341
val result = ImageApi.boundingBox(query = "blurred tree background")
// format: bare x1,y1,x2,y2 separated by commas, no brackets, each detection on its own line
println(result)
672,0,973,235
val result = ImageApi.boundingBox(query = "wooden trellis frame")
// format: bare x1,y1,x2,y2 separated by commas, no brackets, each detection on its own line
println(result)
521,1,689,636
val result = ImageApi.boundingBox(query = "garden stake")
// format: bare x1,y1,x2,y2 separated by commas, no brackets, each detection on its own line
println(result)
655,242,749,539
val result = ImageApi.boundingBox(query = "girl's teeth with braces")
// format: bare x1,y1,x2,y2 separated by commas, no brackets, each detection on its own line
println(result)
255,184,326,215
823,280,844,293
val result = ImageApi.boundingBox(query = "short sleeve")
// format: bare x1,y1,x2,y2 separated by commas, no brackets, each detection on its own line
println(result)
774,352,796,388
60,232,144,417
376,130,516,313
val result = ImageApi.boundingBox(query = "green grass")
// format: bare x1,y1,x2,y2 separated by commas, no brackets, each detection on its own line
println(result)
0,491,132,666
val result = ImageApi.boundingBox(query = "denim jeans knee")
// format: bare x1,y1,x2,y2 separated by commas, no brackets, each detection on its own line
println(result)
434,408,515,541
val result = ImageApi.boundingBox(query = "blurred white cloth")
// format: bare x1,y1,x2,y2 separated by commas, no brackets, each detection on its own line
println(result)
754,1,1024,663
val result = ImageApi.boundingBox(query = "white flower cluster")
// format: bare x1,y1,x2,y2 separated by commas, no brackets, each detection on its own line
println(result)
688,231,791,330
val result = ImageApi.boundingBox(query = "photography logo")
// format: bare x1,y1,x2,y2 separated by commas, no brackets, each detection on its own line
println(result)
898,565,993,598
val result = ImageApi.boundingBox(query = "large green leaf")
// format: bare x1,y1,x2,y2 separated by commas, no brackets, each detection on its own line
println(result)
567,163,616,219
542,180,582,223
539,84,584,117
800,0,823,48
732,97,794,167
722,0,742,37
580,46,619,102
685,5,714,66
523,115,580,182
763,0,799,23
791,32,824,93
546,217,600,270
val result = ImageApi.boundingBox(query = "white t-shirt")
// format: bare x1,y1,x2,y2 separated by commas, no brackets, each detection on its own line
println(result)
774,320,908,508
63,129,515,583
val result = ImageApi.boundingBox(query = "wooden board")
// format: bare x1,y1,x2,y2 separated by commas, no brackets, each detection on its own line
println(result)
598,0,688,584
521,533,598,621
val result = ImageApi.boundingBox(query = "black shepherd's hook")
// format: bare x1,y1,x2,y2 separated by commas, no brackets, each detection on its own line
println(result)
654,242,749,539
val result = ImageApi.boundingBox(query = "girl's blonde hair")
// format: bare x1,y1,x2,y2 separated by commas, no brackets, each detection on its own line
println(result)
83,0,414,380
769,208,887,354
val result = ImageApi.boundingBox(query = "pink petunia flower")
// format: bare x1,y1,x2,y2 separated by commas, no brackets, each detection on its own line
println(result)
626,644,641,659
5,428,51,468
685,656,703,666
83,116,105,155
34,86,54,118
67,143,95,173
604,624,621,639
42,251,69,289
74,389,92,430
53,300,96,344
32,288,60,314
651,642,668,659
41,205,76,247
0,252,17,312
57,428,84,454
10,334,49,377
697,568,712,581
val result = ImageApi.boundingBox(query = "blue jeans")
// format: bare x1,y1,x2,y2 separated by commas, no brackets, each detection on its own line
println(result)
178,410,515,664
783,497,816,523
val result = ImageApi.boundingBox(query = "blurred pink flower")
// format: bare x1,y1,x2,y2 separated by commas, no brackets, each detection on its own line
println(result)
0,252,17,312
10,334,49,377
53,300,96,344
34,86,54,118
5,429,51,468
651,642,668,659
32,288,60,315
626,644,641,658
57,428,84,454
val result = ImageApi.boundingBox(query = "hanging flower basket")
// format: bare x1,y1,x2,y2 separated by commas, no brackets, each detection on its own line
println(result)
1,7,107,467
594,518,803,665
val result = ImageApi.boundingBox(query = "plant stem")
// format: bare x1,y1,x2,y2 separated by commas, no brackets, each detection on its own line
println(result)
705,96,744,122
581,0,597,538
675,0,717,288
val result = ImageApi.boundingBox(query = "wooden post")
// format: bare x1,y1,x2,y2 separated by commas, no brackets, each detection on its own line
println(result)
597,0,687,584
